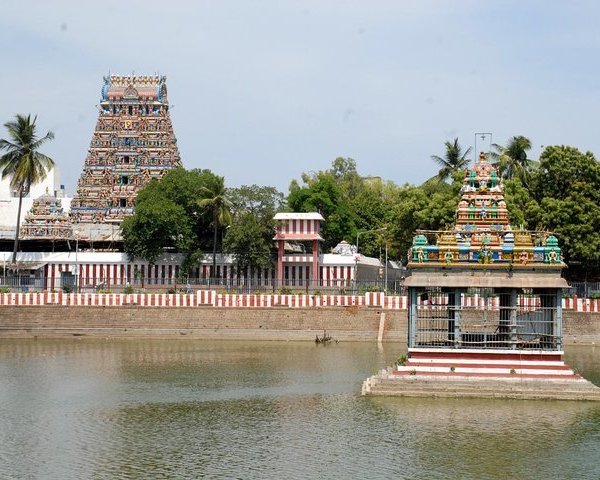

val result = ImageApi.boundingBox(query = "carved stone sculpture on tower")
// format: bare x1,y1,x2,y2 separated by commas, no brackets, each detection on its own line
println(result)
70,74,183,225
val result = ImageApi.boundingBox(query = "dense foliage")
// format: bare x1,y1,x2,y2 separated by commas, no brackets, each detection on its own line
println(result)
121,140,600,279
223,185,286,273
121,169,220,267
529,146,600,271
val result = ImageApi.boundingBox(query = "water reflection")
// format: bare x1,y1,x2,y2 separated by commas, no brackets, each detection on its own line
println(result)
0,339,598,479
370,397,600,479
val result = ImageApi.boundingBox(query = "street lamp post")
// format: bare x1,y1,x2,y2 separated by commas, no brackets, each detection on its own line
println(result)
355,227,387,289
74,230,79,293
221,225,230,286
355,227,387,254
384,242,388,293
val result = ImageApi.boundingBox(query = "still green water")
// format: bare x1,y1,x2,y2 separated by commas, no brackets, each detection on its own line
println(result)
0,338,599,480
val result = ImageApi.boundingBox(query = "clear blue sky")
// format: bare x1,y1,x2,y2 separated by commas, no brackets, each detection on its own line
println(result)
1,1,599,194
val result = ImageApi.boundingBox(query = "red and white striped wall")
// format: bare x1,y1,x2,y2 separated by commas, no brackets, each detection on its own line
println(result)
276,218,321,236
212,292,383,308
391,348,581,380
320,265,354,287
0,292,598,312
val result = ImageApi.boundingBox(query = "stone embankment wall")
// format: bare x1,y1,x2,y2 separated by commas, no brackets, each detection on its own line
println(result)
0,305,407,341
0,292,598,343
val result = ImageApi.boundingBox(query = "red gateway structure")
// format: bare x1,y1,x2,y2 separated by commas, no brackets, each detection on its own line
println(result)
273,212,324,288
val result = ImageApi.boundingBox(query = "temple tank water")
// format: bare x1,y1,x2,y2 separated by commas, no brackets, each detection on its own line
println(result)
0,338,599,479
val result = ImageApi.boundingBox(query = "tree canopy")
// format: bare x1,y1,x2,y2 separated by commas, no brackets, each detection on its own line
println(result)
224,185,286,273
491,135,536,184
121,168,221,266
288,164,357,251
198,174,232,274
528,146,600,269
121,142,600,280
287,157,461,259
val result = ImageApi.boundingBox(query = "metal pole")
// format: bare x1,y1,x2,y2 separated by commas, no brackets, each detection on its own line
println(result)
355,227,388,290
474,132,493,163
75,231,79,293
385,242,388,293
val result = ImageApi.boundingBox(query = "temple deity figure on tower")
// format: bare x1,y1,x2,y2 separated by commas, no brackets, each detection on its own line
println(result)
70,74,183,226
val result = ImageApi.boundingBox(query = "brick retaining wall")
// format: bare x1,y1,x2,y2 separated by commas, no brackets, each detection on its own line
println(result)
0,305,596,344
0,305,407,341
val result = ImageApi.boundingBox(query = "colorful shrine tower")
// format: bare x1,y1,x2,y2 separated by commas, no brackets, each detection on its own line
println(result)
409,152,562,268
70,74,182,225
20,189,72,240
363,152,600,400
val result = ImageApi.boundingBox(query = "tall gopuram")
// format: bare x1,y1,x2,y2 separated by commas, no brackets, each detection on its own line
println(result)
364,151,600,400
70,74,182,228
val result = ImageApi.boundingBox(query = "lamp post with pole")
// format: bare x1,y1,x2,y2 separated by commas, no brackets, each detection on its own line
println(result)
221,225,231,286
74,229,79,293
355,227,387,289
384,241,388,292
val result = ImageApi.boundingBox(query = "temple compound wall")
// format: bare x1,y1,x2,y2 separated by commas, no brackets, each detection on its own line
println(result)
0,297,597,344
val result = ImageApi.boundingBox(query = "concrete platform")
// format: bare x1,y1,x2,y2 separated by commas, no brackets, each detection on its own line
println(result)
362,348,600,401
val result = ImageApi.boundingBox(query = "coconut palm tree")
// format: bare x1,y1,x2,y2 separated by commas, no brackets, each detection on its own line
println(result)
0,114,55,264
430,138,472,182
197,175,232,277
490,135,536,183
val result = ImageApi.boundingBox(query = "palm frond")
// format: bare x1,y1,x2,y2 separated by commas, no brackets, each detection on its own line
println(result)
430,155,450,168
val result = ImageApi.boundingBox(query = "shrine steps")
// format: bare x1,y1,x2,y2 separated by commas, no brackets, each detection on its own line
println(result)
362,348,600,401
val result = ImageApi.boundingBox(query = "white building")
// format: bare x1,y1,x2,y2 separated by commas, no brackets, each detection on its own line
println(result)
0,166,71,237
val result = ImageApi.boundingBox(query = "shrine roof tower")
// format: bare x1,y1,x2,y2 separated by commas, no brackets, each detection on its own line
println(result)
406,151,566,288
70,74,182,226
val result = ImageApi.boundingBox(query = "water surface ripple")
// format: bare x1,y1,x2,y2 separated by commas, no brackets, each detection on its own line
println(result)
0,339,599,479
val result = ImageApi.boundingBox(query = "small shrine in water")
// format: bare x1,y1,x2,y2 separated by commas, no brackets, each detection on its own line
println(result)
363,152,600,400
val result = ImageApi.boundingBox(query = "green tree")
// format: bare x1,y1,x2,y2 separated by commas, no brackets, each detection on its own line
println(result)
430,138,472,182
491,135,536,184
198,174,232,276
121,195,193,263
225,185,286,275
0,114,55,263
348,178,394,257
224,213,274,275
121,168,222,267
502,178,541,228
288,172,356,251
528,145,600,269
388,175,461,260
228,185,285,219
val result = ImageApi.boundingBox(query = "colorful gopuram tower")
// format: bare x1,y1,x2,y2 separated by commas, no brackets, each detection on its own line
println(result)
409,151,562,268
70,74,182,226
20,188,72,240
363,151,600,400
